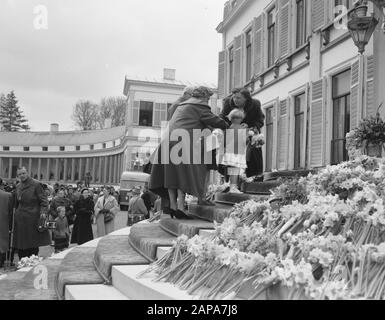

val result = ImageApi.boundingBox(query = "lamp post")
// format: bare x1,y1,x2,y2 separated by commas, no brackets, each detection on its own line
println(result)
347,0,385,54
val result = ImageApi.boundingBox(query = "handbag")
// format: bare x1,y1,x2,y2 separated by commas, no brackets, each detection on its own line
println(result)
100,208,114,223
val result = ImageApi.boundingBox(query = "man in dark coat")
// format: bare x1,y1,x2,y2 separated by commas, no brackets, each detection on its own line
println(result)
13,167,51,259
0,178,14,267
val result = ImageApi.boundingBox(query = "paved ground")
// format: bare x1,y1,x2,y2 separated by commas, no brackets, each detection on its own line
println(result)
1,210,128,267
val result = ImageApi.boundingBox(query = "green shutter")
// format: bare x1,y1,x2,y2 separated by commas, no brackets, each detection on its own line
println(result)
218,50,227,99
278,99,289,170
350,59,360,129
311,0,325,31
278,0,290,58
233,35,243,88
253,14,264,76
366,55,375,117
310,79,324,168
132,101,140,125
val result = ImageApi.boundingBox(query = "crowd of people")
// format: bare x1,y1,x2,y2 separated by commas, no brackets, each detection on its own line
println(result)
0,168,122,268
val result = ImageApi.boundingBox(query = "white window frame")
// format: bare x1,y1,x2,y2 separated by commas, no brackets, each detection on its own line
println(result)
292,0,308,50
324,57,357,165
263,1,278,70
227,43,235,92
288,84,309,170
261,98,279,172
138,100,154,127
242,22,254,83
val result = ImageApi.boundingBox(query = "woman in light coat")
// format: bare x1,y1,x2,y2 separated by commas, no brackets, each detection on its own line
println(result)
94,187,119,237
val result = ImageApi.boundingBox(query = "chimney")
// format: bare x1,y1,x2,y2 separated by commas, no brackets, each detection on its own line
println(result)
163,68,176,81
50,123,59,132
104,118,112,129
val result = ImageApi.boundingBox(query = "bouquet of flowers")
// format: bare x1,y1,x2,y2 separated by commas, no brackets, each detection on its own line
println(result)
346,103,385,157
248,129,265,148
17,255,43,269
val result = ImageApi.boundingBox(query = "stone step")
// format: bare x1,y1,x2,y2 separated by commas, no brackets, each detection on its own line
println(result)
240,181,280,195
263,170,314,181
188,203,233,223
111,265,198,300
93,234,149,284
128,224,176,262
214,192,268,205
65,284,130,300
159,217,214,238
55,246,104,300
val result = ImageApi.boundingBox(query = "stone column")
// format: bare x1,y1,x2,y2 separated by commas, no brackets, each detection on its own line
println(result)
37,158,41,180
0,157,3,177
46,158,50,181
55,159,59,181
28,158,32,175
109,156,113,184
85,158,90,176
92,157,96,183
103,156,108,184
113,155,117,184
19,158,22,168
98,157,102,183
63,158,68,182
71,158,76,182
79,158,83,182
8,158,12,179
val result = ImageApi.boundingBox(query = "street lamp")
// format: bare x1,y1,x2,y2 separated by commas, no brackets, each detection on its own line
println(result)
347,0,385,54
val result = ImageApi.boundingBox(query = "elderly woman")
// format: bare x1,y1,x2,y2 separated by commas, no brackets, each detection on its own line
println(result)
150,86,229,219
220,88,265,179
94,186,119,237
71,188,94,245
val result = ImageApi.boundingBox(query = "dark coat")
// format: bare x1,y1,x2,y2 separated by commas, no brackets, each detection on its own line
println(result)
149,98,229,199
13,178,51,250
220,98,265,177
0,189,13,253
70,197,94,245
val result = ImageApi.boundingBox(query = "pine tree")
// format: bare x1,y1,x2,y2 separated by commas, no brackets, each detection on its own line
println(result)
0,91,30,131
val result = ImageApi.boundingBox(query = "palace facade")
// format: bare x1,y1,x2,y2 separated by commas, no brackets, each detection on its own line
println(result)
217,0,385,171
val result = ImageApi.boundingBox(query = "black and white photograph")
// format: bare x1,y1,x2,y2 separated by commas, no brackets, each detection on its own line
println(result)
1,0,385,303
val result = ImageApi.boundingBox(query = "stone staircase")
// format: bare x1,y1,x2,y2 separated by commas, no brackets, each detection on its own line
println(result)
56,179,284,300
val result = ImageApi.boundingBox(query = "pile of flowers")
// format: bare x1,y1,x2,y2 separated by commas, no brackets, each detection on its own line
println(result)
139,155,385,300
17,255,43,270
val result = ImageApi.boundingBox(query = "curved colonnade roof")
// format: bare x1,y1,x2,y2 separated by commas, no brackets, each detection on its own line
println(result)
0,126,127,146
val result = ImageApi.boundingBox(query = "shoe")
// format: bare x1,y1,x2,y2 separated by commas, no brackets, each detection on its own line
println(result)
229,187,243,194
175,210,193,220
169,209,177,219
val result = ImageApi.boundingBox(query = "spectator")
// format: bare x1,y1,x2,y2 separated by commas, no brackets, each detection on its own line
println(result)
141,184,152,219
0,177,14,268
48,189,74,224
84,172,92,188
52,206,70,253
13,167,50,259
94,186,119,237
70,188,94,245
127,186,148,226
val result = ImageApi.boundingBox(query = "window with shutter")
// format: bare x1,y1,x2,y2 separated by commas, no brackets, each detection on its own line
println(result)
366,55,375,117
233,35,242,88
229,46,235,92
132,101,140,125
310,79,324,167
253,15,264,76
311,0,326,31
218,51,227,99
245,29,252,82
278,99,289,170
267,7,277,67
332,69,351,165
278,0,290,58
139,101,153,127
265,106,274,172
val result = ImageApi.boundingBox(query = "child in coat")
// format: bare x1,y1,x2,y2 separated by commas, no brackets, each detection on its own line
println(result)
53,206,70,253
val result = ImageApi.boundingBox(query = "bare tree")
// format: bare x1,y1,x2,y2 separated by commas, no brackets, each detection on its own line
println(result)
98,96,127,128
71,100,99,130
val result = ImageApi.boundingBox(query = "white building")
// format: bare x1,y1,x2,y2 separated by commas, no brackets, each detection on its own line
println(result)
217,0,385,171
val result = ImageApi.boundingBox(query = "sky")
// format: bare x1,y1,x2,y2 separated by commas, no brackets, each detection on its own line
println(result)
0,0,225,131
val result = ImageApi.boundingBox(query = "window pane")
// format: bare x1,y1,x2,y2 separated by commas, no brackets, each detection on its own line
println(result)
139,101,153,126
332,69,351,98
